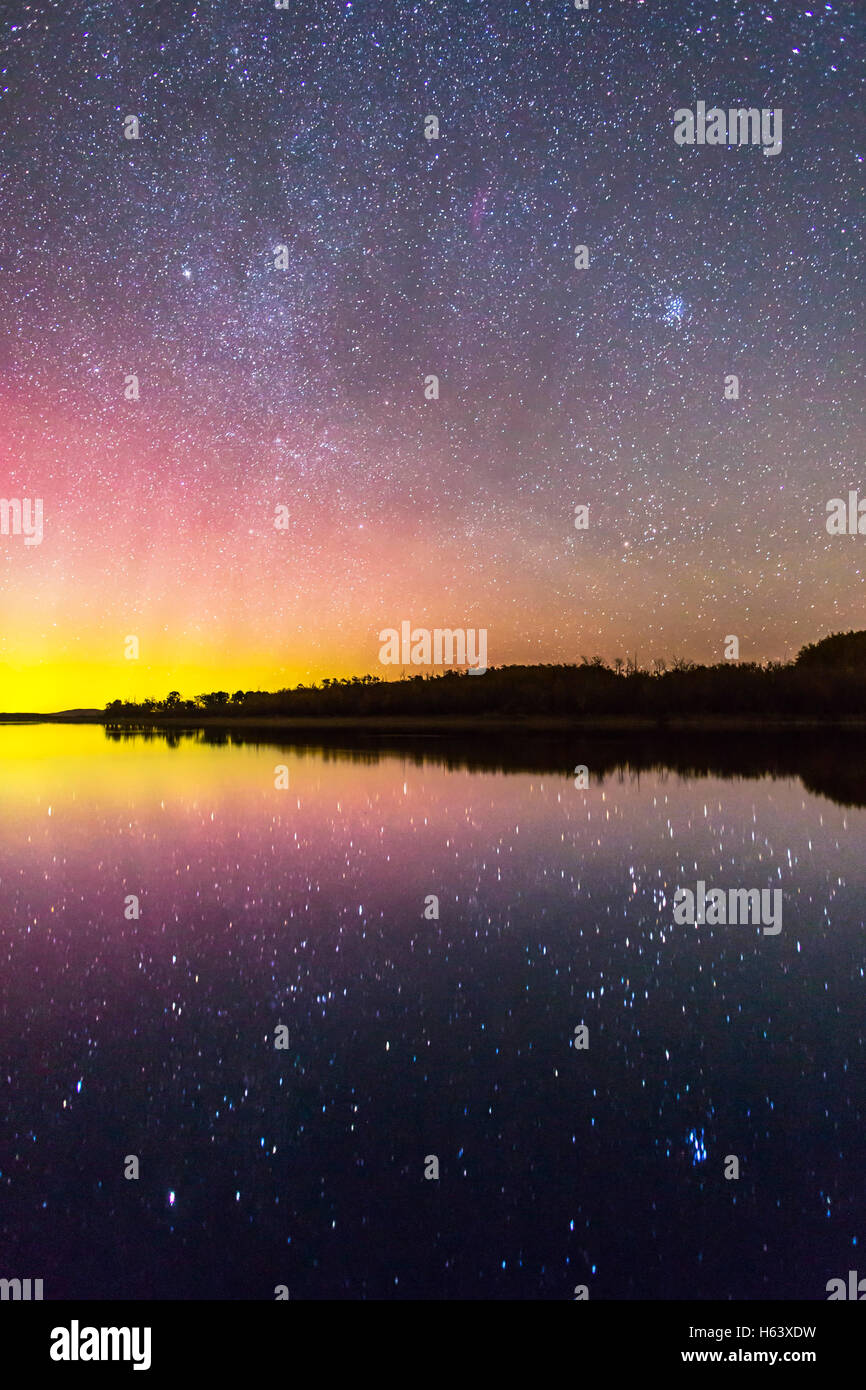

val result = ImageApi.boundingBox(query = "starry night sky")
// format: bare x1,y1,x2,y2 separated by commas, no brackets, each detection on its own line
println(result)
0,0,862,709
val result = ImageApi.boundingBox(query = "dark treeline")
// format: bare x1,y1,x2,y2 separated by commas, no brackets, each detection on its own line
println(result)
104,630,866,723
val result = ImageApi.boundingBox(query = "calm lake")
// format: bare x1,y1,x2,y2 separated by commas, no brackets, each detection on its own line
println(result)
2,724,865,1299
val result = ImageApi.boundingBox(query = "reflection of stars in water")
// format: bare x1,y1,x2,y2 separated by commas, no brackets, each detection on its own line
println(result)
687,1128,708,1165
664,295,687,325
4,733,863,1299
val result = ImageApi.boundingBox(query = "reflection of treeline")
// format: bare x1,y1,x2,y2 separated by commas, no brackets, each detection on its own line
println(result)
100,725,866,810
104,630,866,722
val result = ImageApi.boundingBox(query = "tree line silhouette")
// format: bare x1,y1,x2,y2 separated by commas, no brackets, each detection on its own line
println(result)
104,629,866,723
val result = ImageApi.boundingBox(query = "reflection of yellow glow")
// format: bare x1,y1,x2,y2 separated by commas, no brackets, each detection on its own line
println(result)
0,724,378,814
0,725,214,806
0,725,255,806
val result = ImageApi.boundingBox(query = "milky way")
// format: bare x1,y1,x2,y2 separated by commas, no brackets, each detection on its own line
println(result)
0,0,862,708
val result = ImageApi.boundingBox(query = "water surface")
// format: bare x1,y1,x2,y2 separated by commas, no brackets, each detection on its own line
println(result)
1,725,864,1299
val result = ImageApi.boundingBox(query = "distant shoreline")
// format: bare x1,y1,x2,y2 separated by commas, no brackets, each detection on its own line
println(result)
8,635,866,731
5,713,866,733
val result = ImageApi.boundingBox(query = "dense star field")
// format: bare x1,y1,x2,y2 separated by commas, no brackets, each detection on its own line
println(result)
0,0,861,708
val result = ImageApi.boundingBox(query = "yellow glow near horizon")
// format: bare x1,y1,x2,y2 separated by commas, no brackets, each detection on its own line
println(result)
0,655,371,714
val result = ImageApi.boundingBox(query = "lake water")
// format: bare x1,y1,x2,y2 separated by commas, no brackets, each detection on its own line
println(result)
1,724,865,1300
